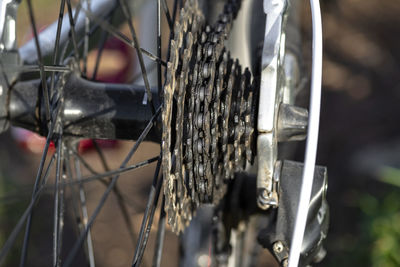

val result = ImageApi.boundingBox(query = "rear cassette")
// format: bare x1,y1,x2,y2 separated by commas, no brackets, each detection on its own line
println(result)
162,0,258,233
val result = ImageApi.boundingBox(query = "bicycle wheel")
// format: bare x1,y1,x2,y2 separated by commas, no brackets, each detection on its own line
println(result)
0,0,328,266
1,0,177,266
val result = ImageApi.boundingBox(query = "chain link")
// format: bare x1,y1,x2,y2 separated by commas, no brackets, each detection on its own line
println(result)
162,0,257,233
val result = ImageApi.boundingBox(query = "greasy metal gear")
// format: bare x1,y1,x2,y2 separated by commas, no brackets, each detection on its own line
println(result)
162,0,258,233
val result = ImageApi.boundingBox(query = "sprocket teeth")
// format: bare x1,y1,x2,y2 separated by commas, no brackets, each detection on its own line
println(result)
162,0,257,233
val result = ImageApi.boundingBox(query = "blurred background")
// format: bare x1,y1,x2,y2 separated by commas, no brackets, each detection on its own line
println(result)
315,0,400,266
1,0,400,266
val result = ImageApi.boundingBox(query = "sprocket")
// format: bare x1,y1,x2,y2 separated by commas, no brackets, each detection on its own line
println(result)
162,0,258,233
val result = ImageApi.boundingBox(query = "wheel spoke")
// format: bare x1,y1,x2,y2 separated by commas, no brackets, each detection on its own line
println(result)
160,0,173,31
172,0,180,24
152,196,166,267
0,153,56,265
20,1,66,258
132,157,162,264
114,186,138,246
60,3,116,64
163,0,179,79
118,0,155,114
65,153,156,216
0,60,11,99
19,111,61,266
49,0,66,98
76,3,167,67
0,64,71,74
66,0,82,71
53,137,64,267
63,106,161,267
82,0,92,77
3,0,183,264
131,158,163,267
157,0,162,96
92,140,110,171
70,149,98,175
26,0,51,123
62,146,94,267
90,30,108,81
73,154,96,267
60,156,159,187
91,141,137,246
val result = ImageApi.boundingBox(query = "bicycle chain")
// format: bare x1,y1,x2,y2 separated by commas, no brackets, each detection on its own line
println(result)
162,0,258,233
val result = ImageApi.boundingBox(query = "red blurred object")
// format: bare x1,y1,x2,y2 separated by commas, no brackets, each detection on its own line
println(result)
12,127,119,154
94,36,134,83
78,139,119,153
11,128,55,154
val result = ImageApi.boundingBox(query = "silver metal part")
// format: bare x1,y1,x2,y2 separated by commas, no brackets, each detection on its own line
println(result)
19,0,117,63
256,133,277,209
0,51,20,133
136,0,157,86
256,0,286,210
0,0,19,51
257,0,286,132
272,240,289,265
283,52,300,105
225,0,252,71
0,0,20,133
277,103,308,142
17,0,153,64
273,241,284,254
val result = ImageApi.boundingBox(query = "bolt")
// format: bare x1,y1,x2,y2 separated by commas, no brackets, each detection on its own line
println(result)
273,241,284,254
257,189,270,210
282,258,289,267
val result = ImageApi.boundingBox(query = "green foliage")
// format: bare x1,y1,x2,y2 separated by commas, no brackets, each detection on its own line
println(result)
358,168,400,267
